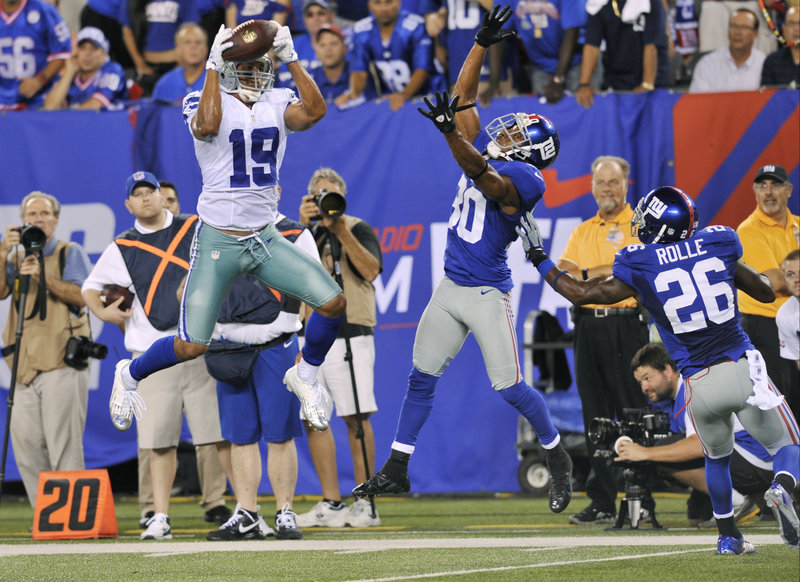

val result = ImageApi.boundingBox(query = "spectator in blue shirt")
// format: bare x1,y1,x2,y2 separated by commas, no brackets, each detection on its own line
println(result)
310,23,375,107
152,23,208,104
119,0,199,94
0,0,71,110
226,0,292,27
342,0,442,111
80,0,133,69
42,26,127,110
276,0,335,89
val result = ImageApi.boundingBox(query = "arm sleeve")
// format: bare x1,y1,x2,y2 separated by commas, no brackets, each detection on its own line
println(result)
642,0,666,45
584,9,604,47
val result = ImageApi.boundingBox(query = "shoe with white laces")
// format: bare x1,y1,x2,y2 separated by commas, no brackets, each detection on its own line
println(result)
295,500,347,527
109,359,145,432
717,534,756,555
275,503,303,540
207,504,274,541
140,512,172,540
283,364,328,431
345,498,380,527
764,480,800,549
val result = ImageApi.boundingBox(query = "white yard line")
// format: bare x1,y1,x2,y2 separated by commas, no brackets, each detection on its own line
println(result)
0,534,785,556
343,548,712,582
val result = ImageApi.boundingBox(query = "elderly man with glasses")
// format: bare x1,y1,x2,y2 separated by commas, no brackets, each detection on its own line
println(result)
737,164,800,419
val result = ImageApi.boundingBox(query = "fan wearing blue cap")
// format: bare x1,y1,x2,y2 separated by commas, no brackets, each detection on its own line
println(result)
42,26,127,110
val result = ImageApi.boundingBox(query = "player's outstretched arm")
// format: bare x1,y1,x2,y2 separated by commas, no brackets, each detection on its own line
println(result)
418,91,520,211
193,25,233,139
516,211,639,305
734,260,776,304
452,5,516,141
275,25,327,131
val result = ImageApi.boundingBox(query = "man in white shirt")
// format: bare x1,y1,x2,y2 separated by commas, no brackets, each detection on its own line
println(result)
689,8,766,93
777,249,800,370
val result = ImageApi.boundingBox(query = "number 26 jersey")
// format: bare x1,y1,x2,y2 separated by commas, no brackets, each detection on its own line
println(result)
613,225,753,377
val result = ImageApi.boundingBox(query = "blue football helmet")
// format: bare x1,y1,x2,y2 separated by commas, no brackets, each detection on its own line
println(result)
632,186,699,244
484,113,560,169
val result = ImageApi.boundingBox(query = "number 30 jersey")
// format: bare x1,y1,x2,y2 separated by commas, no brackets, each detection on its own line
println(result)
613,225,753,377
182,88,298,230
444,157,546,293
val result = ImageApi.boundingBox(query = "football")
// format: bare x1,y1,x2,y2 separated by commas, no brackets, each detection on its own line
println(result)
222,20,279,62
101,284,134,311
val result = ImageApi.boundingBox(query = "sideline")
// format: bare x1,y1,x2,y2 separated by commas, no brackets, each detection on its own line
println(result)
0,534,785,556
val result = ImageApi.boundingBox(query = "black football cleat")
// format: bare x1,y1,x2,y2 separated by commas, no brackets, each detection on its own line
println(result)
353,470,411,497
546,447,573,513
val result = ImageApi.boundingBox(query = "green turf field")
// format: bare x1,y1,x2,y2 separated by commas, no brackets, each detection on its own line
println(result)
1,493,798,581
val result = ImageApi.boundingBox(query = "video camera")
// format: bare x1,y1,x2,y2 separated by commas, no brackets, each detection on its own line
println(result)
314,189,347,219
588,407,671,530
589,407,671,456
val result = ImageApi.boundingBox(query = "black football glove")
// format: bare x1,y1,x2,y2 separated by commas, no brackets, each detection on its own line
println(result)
475,5,516,48
418,91,460,134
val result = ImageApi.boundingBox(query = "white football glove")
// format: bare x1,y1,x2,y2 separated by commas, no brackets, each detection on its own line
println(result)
515,211,544,256
206,24,234,71
272,24,298,63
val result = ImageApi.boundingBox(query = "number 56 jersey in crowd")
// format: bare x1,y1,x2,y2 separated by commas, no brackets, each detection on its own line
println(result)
181,88,298,230
613,225,752,377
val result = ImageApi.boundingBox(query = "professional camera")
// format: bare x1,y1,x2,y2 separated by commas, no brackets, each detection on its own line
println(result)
589,407,671,452
314,189,347,219
64,336,108,370
15,224,46,254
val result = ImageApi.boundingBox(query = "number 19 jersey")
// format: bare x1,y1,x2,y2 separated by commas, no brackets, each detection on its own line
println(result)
613,225,753,377
182,88,297,230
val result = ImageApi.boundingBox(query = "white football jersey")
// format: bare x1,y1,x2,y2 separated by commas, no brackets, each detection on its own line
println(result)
183,88,298,230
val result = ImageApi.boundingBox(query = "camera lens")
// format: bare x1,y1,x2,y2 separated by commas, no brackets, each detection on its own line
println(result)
89,342,108,360
20,224,46,252
316,190,346,218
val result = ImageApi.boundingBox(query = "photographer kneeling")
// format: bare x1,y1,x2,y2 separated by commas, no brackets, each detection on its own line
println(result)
0,192,95,508
616,343,774,527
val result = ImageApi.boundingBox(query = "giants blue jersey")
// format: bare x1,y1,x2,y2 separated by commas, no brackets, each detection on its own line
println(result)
64,59,127,109
0,0,71,108
118,0,199,53
507,0,586,74
613,225,753,377
230,0,288,24
444,147,545,292
350,10,437,96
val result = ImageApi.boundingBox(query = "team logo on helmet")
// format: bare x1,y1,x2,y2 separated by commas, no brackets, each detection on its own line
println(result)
632,186,698,244
484,113,560,170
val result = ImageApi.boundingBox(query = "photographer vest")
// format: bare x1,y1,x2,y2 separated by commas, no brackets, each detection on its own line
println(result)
115,214,197,331
3,241,90,384
316,215,377,329
215,216,304,325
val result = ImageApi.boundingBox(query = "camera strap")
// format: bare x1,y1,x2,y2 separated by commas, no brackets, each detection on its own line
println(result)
15,251,47,322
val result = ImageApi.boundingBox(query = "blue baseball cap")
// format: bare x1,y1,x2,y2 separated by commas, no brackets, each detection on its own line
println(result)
125,171,159,197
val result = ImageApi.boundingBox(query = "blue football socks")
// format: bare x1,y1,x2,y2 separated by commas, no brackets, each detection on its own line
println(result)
128,336,180,381
394,367,438,448
501,381,559,447
302,312,344,366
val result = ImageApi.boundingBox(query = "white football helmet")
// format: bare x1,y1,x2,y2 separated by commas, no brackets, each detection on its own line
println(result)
219,55,275,103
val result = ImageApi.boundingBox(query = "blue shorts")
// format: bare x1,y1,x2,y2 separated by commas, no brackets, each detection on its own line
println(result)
217,335,303,444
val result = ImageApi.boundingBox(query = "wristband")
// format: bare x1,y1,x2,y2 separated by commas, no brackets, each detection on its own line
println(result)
577,83,591,89
551,270,568,290
640,81,654,91
536,257,555,278
466,159,489,181
455,102,477,112
582,268,589,280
